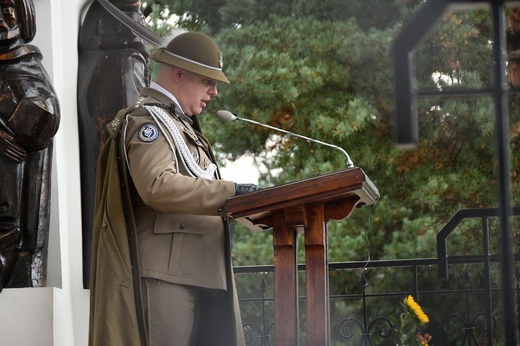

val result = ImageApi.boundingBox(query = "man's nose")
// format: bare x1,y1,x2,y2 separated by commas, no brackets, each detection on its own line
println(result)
209,84,218,96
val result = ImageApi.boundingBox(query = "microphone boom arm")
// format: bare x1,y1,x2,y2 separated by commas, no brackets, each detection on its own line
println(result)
234,115,355,168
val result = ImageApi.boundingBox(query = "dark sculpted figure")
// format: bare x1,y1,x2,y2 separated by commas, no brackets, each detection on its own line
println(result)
77,0,150,287
0,0,60,291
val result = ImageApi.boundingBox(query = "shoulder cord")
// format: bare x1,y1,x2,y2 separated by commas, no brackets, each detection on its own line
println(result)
144,105,217,180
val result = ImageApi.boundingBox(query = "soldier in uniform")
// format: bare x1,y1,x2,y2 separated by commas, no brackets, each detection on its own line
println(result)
89,31,259,346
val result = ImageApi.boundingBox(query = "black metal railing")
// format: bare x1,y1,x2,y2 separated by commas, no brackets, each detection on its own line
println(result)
236,256,520,345
234,208,520,345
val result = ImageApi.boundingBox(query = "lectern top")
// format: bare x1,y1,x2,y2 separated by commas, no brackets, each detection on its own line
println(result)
223,167,379,231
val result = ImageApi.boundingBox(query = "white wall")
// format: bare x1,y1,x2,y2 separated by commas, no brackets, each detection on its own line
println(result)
0,0,92,345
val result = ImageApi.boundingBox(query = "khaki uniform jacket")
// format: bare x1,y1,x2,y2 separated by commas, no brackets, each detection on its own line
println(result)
125,88,235,289
89,88,245,346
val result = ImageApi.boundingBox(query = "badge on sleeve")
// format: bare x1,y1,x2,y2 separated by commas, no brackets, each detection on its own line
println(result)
138,123,160,142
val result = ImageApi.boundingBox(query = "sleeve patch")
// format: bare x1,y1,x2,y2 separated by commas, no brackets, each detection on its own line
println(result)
138,123,160,142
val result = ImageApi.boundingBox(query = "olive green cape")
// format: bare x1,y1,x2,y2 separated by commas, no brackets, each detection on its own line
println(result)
88,112,147,346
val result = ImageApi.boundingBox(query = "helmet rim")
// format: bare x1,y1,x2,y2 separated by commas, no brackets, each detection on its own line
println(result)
151,32,230,84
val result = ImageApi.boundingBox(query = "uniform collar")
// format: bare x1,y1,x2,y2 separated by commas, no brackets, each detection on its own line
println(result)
150,82,184,114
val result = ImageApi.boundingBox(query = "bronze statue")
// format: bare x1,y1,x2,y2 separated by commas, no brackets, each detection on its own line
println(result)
0,0,60,291
77,0,150,287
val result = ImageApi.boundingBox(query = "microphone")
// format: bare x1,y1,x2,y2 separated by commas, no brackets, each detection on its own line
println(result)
216,110,354,168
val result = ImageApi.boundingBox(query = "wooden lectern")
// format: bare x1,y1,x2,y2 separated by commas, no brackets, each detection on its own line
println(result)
224,167,379,345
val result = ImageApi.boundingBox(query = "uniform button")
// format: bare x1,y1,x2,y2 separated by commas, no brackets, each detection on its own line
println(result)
179,224,185,230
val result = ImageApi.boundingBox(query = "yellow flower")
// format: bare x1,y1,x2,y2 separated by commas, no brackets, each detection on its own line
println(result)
403,295,429,325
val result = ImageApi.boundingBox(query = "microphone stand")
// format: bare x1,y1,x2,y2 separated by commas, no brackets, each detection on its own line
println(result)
224,113,355,168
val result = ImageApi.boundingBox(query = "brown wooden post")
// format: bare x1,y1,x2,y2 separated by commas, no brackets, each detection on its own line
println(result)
304,202,330,345
272,211,299,345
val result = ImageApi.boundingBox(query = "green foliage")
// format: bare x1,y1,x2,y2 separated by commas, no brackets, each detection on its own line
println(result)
232,224,274,265
143,0,406,34
204,16,397,183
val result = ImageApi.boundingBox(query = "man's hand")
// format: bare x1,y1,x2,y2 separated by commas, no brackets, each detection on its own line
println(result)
0,129,25,163
234,183,262,195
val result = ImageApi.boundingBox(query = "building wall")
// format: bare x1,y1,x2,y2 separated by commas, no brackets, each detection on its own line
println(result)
0,0,91,345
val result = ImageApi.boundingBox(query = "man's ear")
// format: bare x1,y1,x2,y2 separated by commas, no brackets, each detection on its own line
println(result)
172,67,184,82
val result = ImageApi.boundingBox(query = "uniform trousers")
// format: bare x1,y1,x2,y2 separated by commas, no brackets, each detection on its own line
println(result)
142,278,201,346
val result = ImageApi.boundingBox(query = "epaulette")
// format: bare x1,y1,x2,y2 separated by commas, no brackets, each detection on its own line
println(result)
133,95,151,109
108,95,152,133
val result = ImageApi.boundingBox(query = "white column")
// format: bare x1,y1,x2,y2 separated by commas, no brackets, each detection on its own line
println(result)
45,0,91,344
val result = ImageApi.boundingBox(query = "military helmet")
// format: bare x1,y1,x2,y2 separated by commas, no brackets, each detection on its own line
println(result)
151,31,230,84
